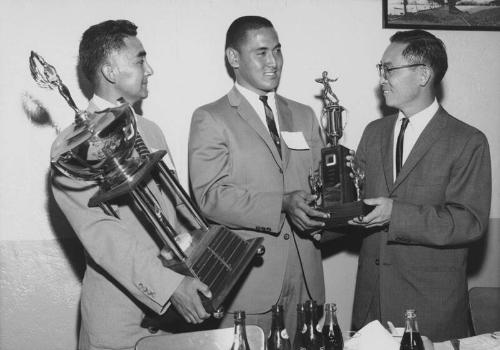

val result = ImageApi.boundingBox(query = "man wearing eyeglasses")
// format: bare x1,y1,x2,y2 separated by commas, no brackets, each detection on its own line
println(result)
349,30,491,341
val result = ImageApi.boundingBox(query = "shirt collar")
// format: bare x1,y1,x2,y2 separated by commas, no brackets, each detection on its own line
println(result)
235,82,277,108
90,94,119,111
397,98,439,126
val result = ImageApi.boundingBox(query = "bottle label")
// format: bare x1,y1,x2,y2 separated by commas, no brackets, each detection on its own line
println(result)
281,329,289,339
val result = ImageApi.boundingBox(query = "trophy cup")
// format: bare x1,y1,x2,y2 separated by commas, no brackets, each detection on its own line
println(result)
29,51,264,331
311,71,372,227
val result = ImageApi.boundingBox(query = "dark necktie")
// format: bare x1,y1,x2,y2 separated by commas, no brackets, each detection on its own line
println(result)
395,117,410,177
259,95,281,157
135,133,150,156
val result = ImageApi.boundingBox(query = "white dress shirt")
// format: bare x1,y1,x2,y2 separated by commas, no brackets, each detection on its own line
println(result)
393,98,439,180
235,82,281,134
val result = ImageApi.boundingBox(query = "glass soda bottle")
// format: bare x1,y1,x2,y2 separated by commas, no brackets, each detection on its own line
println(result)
230,311,251,350
304,300,322,350
267,304,291,350
293,303,307,350
322,303,343,350
399,309,424,350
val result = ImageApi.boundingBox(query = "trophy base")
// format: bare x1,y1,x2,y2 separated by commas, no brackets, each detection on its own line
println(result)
141,225,264,333
318,201,374,228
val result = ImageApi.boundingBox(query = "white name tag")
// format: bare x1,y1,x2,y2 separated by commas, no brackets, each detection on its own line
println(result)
281,131,310,150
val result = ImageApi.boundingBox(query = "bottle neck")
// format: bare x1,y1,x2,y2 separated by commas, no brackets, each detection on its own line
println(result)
305,304,319,333
325,304,339,326
404,317,419,333
296,306,304,331
234,312,248,337
271,312,285,331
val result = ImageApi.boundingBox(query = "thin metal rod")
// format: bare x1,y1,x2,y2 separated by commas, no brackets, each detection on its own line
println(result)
99,202,119,218
131,189,187,261
157,161,209,230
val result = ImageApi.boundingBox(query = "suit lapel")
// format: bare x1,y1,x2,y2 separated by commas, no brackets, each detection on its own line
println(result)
228,87,283,169
391,108,447,193
382,115,397,192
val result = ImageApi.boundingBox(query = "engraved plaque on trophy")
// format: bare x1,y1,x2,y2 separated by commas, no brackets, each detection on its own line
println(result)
311,71,372,227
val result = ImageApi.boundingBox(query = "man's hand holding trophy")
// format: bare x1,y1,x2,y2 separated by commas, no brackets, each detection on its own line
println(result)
309,71,373,228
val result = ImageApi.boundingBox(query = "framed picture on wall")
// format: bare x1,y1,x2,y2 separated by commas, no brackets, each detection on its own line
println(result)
383,0,500,31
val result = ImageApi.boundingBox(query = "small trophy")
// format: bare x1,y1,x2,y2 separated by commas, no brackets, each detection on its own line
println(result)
310,71,372,227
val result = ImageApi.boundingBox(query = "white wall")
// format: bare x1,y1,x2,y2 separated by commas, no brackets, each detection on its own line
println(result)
1,1,499,349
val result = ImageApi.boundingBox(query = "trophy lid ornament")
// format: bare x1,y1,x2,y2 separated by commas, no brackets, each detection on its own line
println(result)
29,51,139,183
315,71,339,108
315,71,345,146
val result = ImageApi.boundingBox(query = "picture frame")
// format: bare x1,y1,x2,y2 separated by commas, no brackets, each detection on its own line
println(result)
383,0,500,31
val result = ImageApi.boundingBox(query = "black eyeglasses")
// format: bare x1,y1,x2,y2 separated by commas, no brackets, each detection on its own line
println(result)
376,63,426,79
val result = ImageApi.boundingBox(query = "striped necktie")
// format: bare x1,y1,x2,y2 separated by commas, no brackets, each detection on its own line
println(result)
259,95,281,158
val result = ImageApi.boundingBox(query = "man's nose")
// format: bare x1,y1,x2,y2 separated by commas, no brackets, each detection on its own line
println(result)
145,61,154,76
379,74,387,85
266,52,277,67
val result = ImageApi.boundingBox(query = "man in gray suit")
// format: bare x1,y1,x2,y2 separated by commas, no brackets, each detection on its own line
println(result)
52,20,211,350
350,30,491,341
188,16,328,336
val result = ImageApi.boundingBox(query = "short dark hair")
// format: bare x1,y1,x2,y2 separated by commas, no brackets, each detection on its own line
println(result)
225,16,274,51
390,29,448,85
78,19,137,88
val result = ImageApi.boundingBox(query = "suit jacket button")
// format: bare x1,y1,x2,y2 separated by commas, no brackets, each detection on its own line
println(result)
284,233,290,240
375,258,380,265
148,326,159,334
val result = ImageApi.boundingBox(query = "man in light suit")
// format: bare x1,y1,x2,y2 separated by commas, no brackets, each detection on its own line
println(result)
188,16,329,336
350,30,491,341
52,20,211,350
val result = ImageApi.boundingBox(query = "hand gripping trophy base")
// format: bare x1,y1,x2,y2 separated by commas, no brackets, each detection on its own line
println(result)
317,201,374,228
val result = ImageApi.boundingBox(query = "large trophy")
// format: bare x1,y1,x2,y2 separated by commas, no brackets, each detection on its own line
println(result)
310,71,372,227
29,51,264,331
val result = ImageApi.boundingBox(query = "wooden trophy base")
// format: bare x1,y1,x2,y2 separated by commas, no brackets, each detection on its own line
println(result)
318,201,374,229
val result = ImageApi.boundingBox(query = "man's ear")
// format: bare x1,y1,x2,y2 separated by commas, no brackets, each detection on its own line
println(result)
225,47,239,69
419,65,432,87
101,63,116,84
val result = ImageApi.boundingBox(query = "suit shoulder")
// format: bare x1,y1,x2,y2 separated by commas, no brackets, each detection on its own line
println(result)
193,95,231,116
365,114,396,132
136,115,161,132
278,95,314,113
439,112,488,149
443,112,485,136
